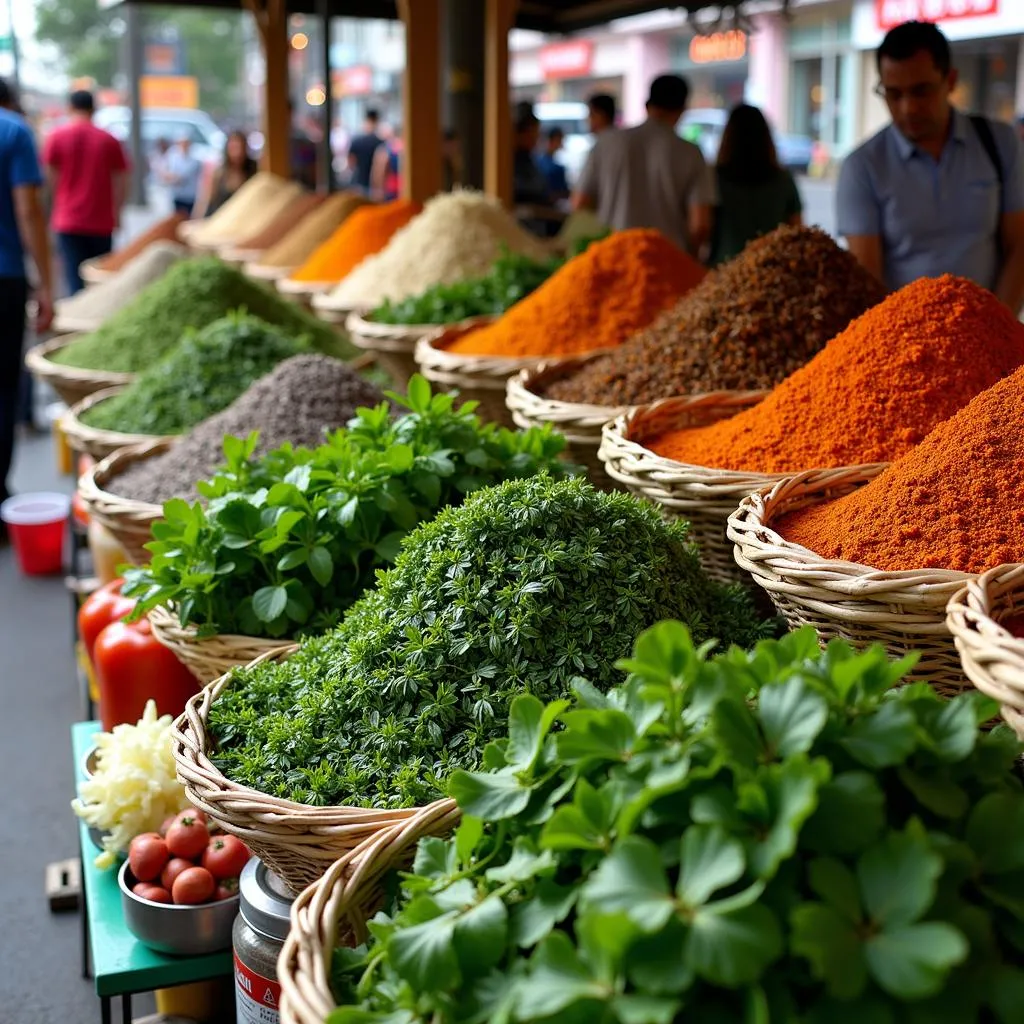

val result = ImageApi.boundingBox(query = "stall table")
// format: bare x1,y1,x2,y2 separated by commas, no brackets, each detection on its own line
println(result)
73,721,232,1024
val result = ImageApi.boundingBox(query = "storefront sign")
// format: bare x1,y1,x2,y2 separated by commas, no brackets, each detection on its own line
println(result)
875,0,998,30
144,42,183,75
539,40,594,80
139,75,198,109
689,31,748,64
333,64,373,96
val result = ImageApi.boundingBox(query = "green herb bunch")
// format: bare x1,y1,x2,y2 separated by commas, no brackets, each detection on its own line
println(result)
372,248,562,325
207,476,769,809
328,624,1024,1024
81,312,309,435
52,256,353,372
122,377,570,639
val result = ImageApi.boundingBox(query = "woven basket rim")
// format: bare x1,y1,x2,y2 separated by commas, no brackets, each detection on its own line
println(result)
414,319,539,378
62,385,177,454
149,602,296,650
948,564,1024,640
24,334,136,387
79,436,175,519
506,350,631,427
280,277,336,297
244,261,294,280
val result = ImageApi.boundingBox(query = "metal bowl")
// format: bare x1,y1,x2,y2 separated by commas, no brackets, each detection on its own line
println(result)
118,860,238,956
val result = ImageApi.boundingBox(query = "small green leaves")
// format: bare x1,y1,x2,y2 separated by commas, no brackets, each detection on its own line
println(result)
447,770,531,821
841,701,917,768
865,923,967,999
676,826,745,907
581,836,675,931
252,584,287,623
757,677,829,758
857,826,941,929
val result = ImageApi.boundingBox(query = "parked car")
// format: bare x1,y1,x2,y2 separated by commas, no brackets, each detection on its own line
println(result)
680,107,815,174
534,101,593,185
93,106,226,172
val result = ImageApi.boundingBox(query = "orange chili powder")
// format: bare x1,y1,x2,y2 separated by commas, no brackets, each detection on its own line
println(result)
289,199,422,284
445,229,705,358
649,276,1024,472
777,365,1024,574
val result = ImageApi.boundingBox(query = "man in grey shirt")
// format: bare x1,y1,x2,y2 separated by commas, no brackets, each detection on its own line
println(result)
573,75,713,256
838,20,1024,313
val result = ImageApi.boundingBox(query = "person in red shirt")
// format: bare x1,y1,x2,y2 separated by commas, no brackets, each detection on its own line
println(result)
42,90,128,295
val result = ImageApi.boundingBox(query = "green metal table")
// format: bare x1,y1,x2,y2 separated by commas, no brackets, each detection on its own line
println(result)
73,721,232,1023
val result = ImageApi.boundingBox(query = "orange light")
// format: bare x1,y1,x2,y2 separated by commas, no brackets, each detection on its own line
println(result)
291,32,309,51
689,30,747,65
306,86,326,106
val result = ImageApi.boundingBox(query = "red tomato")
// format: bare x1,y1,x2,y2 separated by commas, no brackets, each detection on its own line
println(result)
160,857,194,891
128,833,169,882
214,877,239,902
77,579,135,664
133,883,172,904
93,617,199,732
202,836,250,881
166,813,210,860
159,815,178,838
172,866,216,905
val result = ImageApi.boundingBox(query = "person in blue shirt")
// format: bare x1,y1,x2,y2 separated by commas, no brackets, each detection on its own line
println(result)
161,134,203,216
537,128,570,201
838,20,1024,314
0,79,52,518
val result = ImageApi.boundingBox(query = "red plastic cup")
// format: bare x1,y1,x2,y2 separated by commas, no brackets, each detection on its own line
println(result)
1,492,70,575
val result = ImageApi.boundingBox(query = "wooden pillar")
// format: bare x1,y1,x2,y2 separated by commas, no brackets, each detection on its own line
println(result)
397,0,442,203
484,0,517,206
246,0,291,178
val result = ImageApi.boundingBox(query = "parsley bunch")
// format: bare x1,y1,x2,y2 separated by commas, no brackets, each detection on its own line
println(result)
208,476,770,808
329,624,1024,1024
122,377,570,638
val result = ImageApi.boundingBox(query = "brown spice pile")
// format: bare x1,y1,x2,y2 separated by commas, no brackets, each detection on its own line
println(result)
94,212,186,273
546,225,886,406
231,193,327,252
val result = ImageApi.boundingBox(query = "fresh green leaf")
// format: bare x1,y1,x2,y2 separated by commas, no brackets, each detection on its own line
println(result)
857,826,942,929
757,677,829,758
841,701,917,768
252,585,288,623
685,902,782,986
581,836,675,931
790,902,866,999
865,923,967,999
676,826,745,907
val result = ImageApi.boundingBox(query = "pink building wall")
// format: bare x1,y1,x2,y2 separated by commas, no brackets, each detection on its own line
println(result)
622,33,671,125
745,14,789,130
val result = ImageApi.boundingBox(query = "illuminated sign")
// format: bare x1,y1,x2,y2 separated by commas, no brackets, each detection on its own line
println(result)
875,0,998,31
140,76,198,109
332,65,373,96
540,40,594,80
689,31,748,64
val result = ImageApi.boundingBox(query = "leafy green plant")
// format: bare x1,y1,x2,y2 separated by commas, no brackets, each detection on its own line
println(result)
122,376,571,638
207,476,770,809
328,624,1024,1024
81,312,308,435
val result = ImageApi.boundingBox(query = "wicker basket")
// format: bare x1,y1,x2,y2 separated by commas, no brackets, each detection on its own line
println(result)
947,564,1024,737
24,335,135,408
728,466,971,694
77,439,171,564
61,386,176,461
277,277,334,310
279,800,461,1024
51,308,106,335
173,646,440,893
244,260,292,282
506,353,627,488
149,604,290,685
598,393,770,583
414,320,539,427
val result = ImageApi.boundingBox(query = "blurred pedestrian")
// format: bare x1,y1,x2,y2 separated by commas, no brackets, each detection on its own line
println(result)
194,130,257,218
513,107,550,207
442,128,463,191
538,127,570,200
161,134,202,216
347,110,384,194
839,20,1024,313
574,75,712,256
587,93,616,135
0,79,52,519
709,104,803,266
42,89,127,295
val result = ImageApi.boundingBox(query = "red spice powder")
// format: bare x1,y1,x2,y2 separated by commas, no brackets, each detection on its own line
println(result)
648,276,1024,472
777,365,1024,573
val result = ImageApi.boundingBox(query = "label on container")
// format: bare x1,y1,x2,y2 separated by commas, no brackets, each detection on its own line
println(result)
235,951,281,1024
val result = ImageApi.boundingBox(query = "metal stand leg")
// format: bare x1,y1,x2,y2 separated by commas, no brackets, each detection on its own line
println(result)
80,850,91,979
101,995,111,1024
121,993,132,1024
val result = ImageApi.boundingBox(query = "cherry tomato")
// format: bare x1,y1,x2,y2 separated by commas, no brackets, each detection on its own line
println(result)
166,813,209,860
202,836,250,881
172,866,216,905
133,883,172,904
128,833,169,882
77,579,135,664
159,814,178,838
214,877,239,902
160,857,194,892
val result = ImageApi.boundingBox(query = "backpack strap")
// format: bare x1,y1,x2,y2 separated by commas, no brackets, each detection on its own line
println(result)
970,114,1004,197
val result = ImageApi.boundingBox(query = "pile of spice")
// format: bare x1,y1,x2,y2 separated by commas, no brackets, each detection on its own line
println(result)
777,365,1024,574
55,242,187,326
186,173,304,247
320,191,551,309
252,192,367,270
228,192,326,253
445,229,705,358
110,355,385,504
546,225,886,405
51,257,354,372
80,313,308,435
649,276,1024,472
92,212,186,274
288,199,421,285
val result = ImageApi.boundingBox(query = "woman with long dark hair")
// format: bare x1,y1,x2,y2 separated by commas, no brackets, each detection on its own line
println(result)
710,104,802,265
193,129,257,218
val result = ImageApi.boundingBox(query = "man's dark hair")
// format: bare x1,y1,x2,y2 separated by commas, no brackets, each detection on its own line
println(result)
69,89,95,113
515,106,539,133
588,93,616,124
648,75,689,113
877,21,951,76
365,108,380,124
547,126,564,142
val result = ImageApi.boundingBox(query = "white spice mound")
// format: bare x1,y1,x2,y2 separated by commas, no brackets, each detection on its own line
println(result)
55,241,188,327
185,172,304,247
321,190,551,309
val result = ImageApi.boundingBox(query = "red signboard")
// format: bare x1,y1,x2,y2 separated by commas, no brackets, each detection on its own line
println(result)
690,31,747,64
876,0,998,31
540,40,594,80
333,65,373,96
